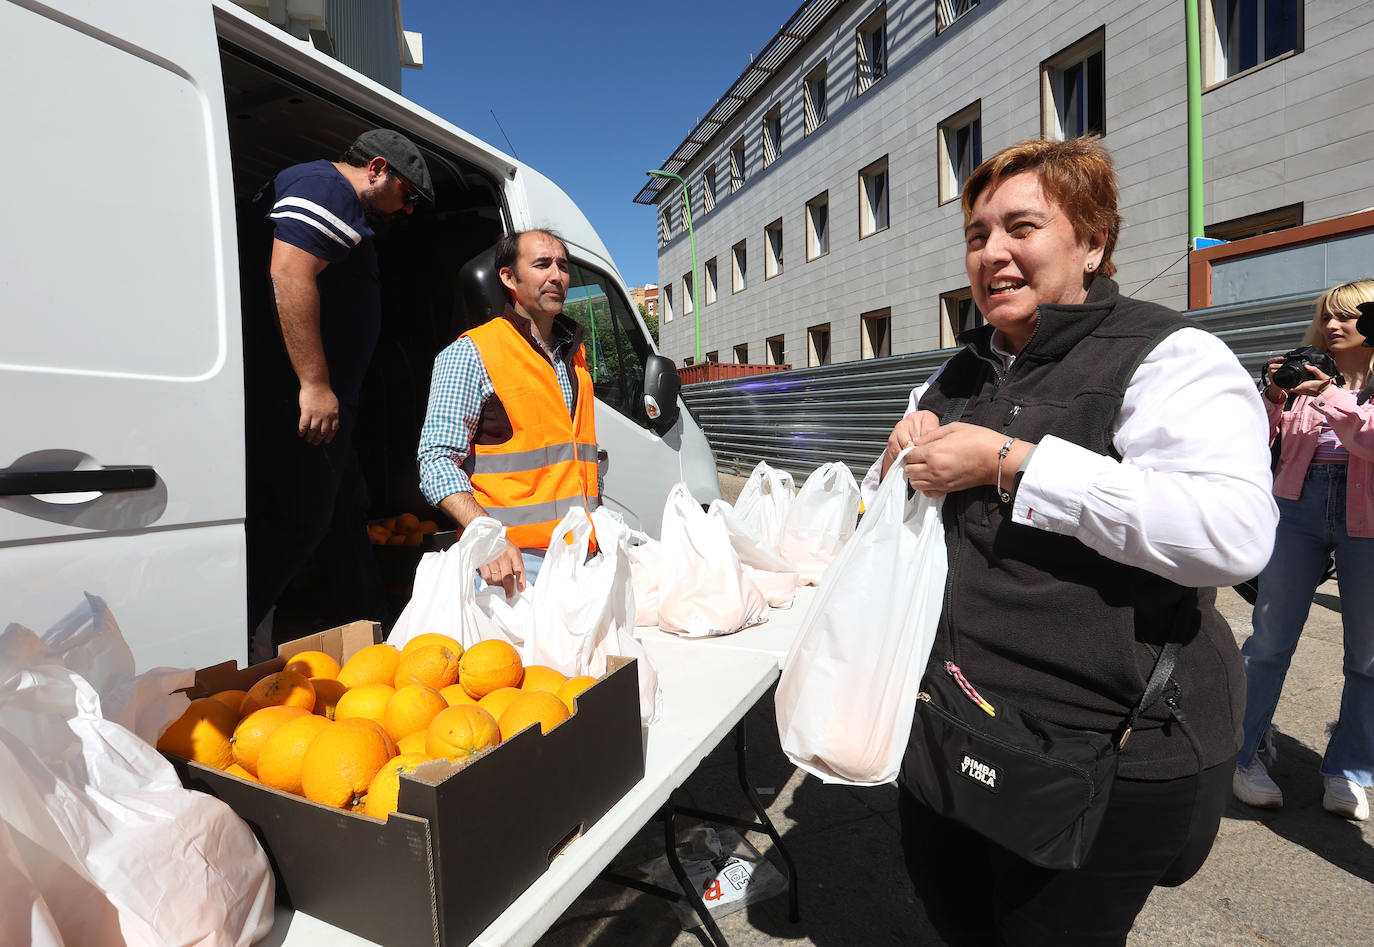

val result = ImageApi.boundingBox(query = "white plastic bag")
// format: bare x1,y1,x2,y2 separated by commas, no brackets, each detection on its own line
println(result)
708,498,795,574
733,461,795,550
778,462,862,585
742,564,798,609
775,450,947,785
587,509,662,726
639,827,787,929
0,597,275,947
387,517,510,651
657,483,768,638
627,530,663,627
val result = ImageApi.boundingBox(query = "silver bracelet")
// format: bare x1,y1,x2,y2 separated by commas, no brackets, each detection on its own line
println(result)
997,438,1015,503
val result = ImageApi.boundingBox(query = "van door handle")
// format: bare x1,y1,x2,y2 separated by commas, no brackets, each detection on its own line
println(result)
0,465,157,496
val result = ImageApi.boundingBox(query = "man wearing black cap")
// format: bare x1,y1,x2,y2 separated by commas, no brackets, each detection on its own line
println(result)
242,128,433,657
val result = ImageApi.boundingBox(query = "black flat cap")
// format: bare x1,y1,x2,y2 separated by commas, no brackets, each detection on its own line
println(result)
1358,300,1374,347
352,128,434,205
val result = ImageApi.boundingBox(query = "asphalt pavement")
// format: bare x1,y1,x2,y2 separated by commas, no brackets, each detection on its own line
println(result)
534,476,1373,947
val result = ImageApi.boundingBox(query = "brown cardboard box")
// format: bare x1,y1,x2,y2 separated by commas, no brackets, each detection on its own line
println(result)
167,622,644,946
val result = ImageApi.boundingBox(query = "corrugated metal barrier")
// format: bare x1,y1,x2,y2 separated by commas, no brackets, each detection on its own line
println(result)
682,292,1320,480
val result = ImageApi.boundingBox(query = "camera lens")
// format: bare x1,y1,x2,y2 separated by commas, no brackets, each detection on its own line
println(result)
1272,363,1306,389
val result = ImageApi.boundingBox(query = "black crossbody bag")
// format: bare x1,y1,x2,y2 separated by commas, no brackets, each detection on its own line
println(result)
901,395,1182,870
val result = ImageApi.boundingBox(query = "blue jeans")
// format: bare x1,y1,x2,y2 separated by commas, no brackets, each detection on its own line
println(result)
1239,464,1374,785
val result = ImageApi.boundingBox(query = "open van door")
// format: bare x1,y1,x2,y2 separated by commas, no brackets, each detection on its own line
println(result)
0,0,246,670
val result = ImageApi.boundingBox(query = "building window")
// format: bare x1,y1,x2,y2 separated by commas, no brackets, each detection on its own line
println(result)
732,239,747,293
807,323,832,366
936,0,978,33
1203,0,1301,84
647,299,656,315
1042,29,1105,141
657,205,670,245
764,219,784,280
682,273,694,317
939,287,982,347
683,356,694,367
1205,203,1303,242
704,257,719,305
663,284,673,323
679,185,692,229
856,6,887,95
804,61,828,134
938,101,982,205
806,191,830,260
706,350,719,363
703,166,717,213
860,308,891,359
734,343,749,364
730,137,746,192
859,156,890,239
762,104,782,167
766,334,785,366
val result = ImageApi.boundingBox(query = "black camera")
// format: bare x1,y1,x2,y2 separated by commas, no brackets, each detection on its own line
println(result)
1268,346,1344,390
1357,301,1374,348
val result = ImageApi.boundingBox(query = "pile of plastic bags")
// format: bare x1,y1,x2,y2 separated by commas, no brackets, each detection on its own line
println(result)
633,461,861,638
0,595,274,947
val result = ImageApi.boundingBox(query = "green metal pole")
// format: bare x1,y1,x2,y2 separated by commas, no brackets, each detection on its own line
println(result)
649,169,702,363
1185,0,1204,246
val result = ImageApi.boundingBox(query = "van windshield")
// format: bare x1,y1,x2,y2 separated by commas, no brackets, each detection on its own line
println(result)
563,262,653,428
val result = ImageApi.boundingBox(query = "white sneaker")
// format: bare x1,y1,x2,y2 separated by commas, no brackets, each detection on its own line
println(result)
1233,760,1284,808
1323,776,1370,821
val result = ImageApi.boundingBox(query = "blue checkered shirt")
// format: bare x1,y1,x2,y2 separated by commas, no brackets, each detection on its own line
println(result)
418,317,577,506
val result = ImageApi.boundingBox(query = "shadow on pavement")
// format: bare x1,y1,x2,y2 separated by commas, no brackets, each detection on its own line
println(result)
1228,729,1374,885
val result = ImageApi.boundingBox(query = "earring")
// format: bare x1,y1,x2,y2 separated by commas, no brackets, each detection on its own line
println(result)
1087,262,1095,272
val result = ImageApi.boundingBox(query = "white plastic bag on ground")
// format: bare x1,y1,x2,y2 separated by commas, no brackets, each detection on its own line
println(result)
627,530,662,627
733,461,795,550
0,596,275,947
775,449,947,785
778,462,861,585
387,517,510,651
657,483,768,638
639,827,787,929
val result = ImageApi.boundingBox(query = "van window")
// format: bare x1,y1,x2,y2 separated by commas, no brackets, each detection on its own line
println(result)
563,262,653,427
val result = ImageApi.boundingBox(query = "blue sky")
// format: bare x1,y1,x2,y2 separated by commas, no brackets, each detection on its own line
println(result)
400,0,798,289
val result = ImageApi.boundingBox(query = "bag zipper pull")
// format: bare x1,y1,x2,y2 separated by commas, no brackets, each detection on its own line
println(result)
944,661,996,717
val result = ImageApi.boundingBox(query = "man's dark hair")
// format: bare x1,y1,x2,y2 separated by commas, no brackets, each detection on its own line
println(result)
340,144,371,168
494,229,568,275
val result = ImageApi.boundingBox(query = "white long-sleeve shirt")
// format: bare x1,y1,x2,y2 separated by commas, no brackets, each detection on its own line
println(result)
860,326,1279,588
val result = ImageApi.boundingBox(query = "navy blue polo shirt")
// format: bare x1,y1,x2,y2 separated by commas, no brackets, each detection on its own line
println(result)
261,159,380,406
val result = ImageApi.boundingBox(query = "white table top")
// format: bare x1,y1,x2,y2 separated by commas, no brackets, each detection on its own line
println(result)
264,638,781,947
633,585,818,670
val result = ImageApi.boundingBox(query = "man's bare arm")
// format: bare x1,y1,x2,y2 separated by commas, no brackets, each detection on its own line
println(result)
269,239,336,445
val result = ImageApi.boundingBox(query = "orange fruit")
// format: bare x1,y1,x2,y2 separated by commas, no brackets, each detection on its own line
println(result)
394,644,461,690
396,731,430,756
158,697,239,769
404,532,423,547
383,684,449,742
459,639,523,698
336,717,399,759
333,682,395,724
283,650,341,681
426,705,501,761
477,686,524,721
230,705,310,776
207,689,248,715
240,670,316,717
418,520,439,535
521,664,568,695
440,683,479,707
395,513,421,532
310,678,348,719
362,752,430,820
386,534,407,546
257,714,332,795
401,633,464,659
301,721,394,809
556,675,597,714
367,524,390,545
337,644,402,689
225,762,258,782
498,691,570,741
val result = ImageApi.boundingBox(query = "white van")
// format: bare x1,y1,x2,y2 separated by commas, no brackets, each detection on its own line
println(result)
0,0,719,672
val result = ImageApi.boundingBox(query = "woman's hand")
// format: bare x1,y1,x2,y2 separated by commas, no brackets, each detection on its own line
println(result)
903,423,1033,497
880,410,941,478
1261,356,1288,403
1287,363,1336,399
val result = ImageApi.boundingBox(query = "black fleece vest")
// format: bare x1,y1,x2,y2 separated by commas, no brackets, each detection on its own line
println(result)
908,278,1244,780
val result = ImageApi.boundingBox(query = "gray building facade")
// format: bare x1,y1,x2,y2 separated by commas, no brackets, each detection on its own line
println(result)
642,0,1374,369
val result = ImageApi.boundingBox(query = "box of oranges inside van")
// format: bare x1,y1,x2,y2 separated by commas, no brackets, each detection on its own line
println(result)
161,621,644,947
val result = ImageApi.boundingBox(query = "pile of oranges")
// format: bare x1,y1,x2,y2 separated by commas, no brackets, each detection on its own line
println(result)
367,513,439,547
158,634,597,820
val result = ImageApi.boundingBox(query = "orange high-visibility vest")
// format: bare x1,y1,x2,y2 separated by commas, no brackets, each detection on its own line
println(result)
464,316,599,550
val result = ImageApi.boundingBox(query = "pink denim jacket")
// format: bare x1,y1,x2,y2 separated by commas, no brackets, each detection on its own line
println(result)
1269,386,1374,537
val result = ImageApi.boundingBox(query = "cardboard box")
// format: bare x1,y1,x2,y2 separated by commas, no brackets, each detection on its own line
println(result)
168,622,644,946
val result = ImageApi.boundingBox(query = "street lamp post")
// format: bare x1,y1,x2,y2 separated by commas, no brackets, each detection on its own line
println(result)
648,169,701,364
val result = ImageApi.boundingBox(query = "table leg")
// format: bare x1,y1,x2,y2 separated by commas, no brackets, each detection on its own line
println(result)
662,792,731,946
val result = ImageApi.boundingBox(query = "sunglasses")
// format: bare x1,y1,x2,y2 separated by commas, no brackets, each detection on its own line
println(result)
387,167,422,206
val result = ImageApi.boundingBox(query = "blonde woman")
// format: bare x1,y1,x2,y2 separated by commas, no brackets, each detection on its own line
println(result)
1235,280,1374,821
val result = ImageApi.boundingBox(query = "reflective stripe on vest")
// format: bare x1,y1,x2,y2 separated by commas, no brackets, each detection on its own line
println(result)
464,315,599,550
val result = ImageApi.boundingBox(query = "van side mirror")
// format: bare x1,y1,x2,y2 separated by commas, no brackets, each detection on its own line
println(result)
643,355,682,436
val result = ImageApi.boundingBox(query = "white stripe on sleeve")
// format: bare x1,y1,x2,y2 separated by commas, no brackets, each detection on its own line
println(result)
268,210,351,248
271,196,362,245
